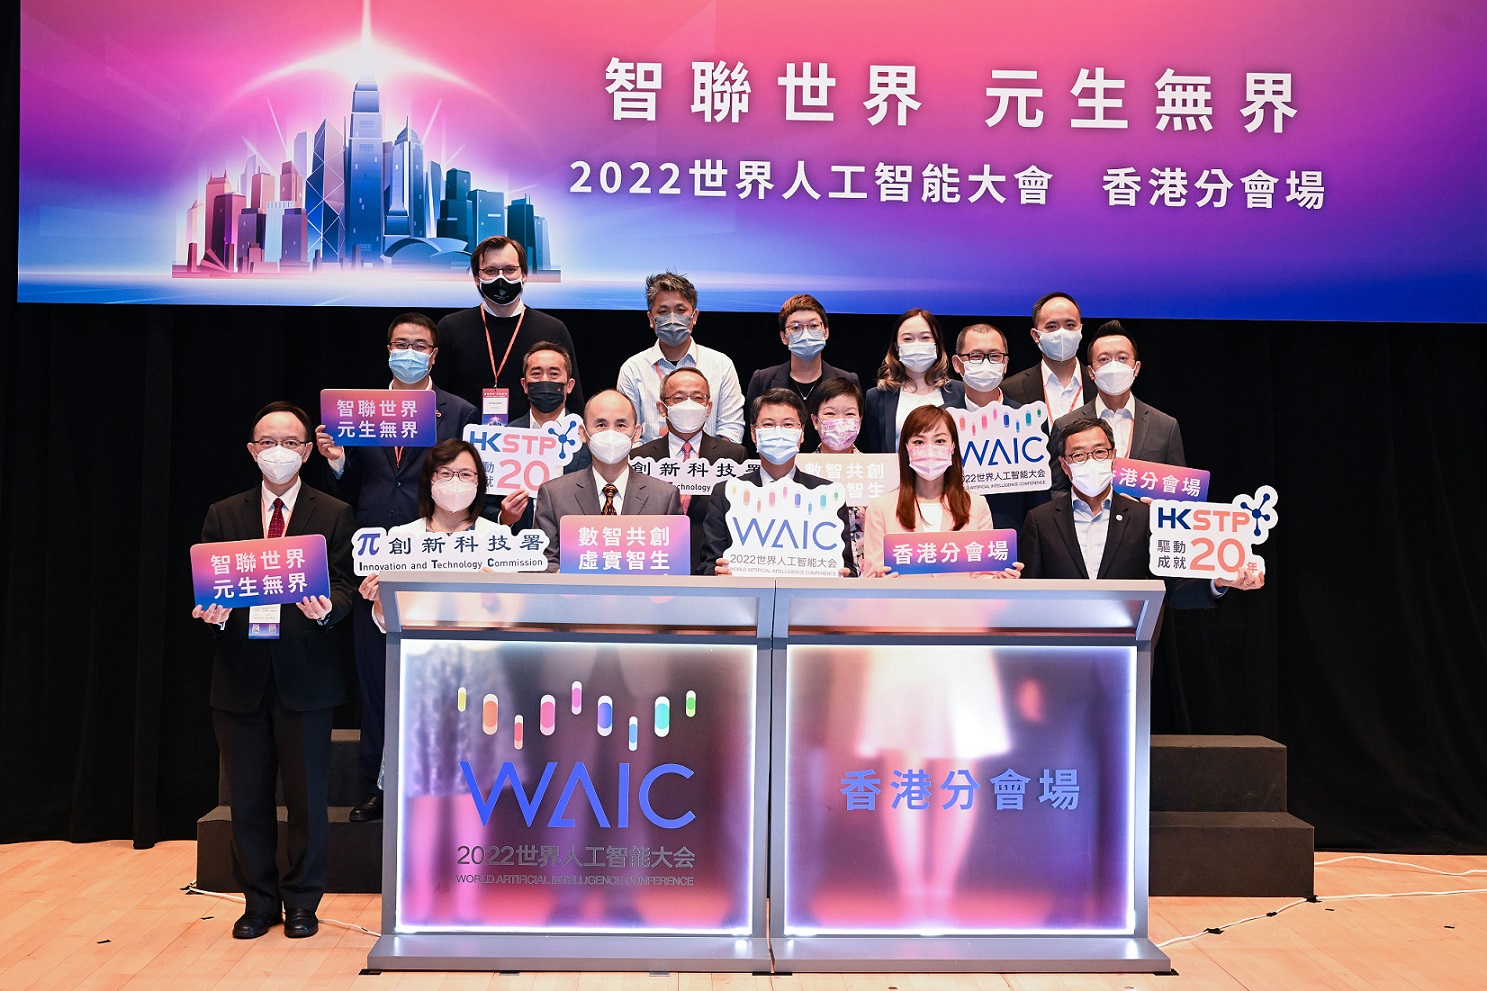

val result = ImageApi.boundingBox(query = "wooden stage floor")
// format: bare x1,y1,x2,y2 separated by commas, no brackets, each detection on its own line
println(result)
1,841,1483,990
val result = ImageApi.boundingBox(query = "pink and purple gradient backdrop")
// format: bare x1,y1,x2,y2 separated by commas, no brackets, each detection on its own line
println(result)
18,0,1486,317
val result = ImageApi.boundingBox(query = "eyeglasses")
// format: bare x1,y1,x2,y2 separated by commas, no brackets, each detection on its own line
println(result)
662,394,708,406
758,421,803,431
956,351,1008,363
254,438,309,451
786,321,825,334
478,265,521,280
432,468,479,483
1063,447,1114,464
389,341,434,353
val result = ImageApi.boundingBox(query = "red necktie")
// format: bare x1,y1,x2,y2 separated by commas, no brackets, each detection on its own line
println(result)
679,441,695,512
267,498,286,538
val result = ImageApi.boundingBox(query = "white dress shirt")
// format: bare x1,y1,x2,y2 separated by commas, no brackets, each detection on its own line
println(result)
617,340,745,444
1042,360,1084,420
1071,489,1113,579
1095,394,1136,459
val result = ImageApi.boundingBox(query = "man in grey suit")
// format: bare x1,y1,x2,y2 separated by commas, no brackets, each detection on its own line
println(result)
1049,321,1186,494
533,390,685,571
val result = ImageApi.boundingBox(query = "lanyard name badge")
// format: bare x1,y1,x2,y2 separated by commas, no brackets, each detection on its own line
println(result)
248,604,281,640
480,306,526,425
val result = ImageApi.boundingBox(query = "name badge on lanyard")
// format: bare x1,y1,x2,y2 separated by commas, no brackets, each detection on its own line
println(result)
482,387,509,426
248,604,282,640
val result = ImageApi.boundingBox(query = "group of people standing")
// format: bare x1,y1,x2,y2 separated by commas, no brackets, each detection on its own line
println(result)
192,235,1264,941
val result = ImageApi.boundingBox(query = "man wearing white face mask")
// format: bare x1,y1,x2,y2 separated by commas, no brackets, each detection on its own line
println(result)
631,367,749,573
533,390,685,571
192,402,356,941
697,388,857,576
433,236,585,422
950,322,1051,530
617,270,746,445
1001,291,1097,418
1048,321,1186,494
744,294,861,452
1019,418,1262,601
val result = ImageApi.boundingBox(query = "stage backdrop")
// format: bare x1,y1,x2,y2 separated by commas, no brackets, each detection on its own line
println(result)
16,0,1487,319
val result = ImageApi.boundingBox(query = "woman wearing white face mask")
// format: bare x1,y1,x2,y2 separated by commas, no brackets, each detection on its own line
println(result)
361,439,498,631
861,405,1010,578
863,309,965,454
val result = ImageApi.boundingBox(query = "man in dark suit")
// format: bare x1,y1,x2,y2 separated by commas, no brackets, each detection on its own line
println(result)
698,388,857,576
1048,321,1186,494
1001,291,1097,418
314,312,477,822
193,402,357,940
489,341,591,533
744,294,861,453
631,366,750,573
432,235,585,420
533,390,684,571
1019,417,1263,604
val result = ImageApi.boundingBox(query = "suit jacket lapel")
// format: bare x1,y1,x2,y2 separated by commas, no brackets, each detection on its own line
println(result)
241,490,265,539
575,471,602,515
1127,398,1150,461
1052,498,1089,579
624,471,649,515
1097,497,1137,578
284,487,314,537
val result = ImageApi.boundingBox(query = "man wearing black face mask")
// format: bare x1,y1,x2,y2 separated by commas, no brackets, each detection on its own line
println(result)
433,236,585,421
491,341,592,531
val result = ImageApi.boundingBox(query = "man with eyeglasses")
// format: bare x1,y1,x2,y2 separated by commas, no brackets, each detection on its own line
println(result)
193,401,357,940
313,311,477,822
433,235,585,422
1001,291,1097,418
1048,320,1186,494
1019,417,1263,599
950,321,1050,531
631,367,750,572
697,388,856,576
743,294,861,453
617,270,745,444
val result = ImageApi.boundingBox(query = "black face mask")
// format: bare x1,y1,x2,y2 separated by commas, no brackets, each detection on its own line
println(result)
525,380,567,414
479,275,523,307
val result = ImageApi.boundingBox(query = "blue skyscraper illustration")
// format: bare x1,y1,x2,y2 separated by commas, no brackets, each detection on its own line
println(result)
345,76,385,265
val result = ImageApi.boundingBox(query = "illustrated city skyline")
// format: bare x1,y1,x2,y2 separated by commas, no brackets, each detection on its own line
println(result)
172,75,560,280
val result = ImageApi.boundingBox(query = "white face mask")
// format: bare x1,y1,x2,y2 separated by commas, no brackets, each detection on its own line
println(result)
587,429,634,465
1037,328,1082,361
1092,361,1136,395
959,359,1006,393
1068,458,1114,498
897,341,938,374
664,400,708,435
430,478,478,514
908,448,954,481
256,446,303,485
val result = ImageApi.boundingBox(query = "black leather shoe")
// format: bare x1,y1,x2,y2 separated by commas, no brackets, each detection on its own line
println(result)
284,907,319,938
232,910,281,939
349,792,383,822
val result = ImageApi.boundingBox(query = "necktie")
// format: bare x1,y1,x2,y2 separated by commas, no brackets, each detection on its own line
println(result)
679,441,695,512
601,483,618,516
267,498,286,538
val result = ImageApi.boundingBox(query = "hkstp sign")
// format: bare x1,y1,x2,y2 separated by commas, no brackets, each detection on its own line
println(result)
1148,485,1278,579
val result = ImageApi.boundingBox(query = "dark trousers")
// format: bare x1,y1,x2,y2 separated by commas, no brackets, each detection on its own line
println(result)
213,672,336,915
352,599,386,793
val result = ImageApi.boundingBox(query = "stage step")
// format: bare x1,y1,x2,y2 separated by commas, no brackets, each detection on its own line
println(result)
195,805,383,894
1151,734,1287,812
1151,811,1315,897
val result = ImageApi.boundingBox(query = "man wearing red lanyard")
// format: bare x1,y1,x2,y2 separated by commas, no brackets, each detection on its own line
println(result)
432,235,585,422
1001,291,1097,417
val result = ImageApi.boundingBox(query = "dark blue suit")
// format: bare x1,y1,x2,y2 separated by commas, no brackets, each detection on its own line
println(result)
324,386,477,793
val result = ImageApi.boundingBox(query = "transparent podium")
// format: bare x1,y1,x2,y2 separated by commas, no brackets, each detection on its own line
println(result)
769,578,1171,973
366,573,774,973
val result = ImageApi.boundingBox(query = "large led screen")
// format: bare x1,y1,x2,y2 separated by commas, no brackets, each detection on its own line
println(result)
18,0,1486,319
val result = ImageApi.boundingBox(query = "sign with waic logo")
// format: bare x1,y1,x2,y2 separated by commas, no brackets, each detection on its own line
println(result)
559,515,692,575
1112,457,1210,502
321,389,437,447
628,457,759,496
722,479,846,577
792,454,899,507
352,526,548,575
464,413,584,495
190,534,331,608
948,404,1052,494
395,639,760,934
883,529,1017,576
1148,485,1279,579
